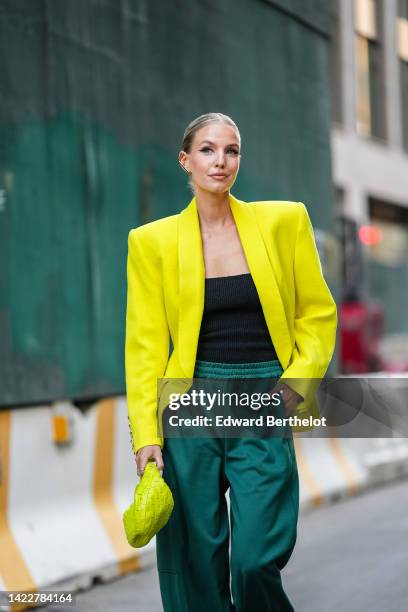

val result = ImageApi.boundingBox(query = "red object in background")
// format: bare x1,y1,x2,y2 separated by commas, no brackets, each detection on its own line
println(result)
340,301,385,373
358,224,382,246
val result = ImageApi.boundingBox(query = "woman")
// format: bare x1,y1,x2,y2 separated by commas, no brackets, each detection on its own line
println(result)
125,112,337,611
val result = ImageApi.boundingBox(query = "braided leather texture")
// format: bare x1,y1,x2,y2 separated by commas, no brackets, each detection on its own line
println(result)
122,461,174,548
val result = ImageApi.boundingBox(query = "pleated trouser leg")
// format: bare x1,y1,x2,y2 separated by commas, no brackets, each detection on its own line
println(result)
227,435,298,611
156,436,234,612
156,360,299,611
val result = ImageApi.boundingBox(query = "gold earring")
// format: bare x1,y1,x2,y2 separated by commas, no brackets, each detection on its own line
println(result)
178,160,191,175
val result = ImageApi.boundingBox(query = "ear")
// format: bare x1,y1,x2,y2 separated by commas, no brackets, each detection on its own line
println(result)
178,151,190,173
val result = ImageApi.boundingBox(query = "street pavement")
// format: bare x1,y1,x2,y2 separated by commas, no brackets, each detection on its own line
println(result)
74,477,408,611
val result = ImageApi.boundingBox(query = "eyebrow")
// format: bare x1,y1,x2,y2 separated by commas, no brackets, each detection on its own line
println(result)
198,140,240,147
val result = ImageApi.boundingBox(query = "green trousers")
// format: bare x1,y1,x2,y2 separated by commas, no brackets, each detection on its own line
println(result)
156,359,299,611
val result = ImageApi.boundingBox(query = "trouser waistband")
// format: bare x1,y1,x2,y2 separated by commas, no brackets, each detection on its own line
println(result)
194,359,283,379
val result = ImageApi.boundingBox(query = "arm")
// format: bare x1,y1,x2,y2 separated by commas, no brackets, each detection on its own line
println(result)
280,202,337,400
125,228,170,454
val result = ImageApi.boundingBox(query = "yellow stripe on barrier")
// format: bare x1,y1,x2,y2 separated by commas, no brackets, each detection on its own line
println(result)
0,411,37,611
92,399,140,575
293,437,324,507
328,438,360,496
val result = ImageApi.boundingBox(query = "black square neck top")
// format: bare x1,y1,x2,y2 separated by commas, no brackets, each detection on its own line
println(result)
195,272,278,363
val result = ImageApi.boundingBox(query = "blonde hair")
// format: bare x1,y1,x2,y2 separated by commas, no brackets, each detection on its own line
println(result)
179,112,241,192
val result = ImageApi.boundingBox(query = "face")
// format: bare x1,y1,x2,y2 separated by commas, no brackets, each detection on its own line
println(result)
179,122,241,194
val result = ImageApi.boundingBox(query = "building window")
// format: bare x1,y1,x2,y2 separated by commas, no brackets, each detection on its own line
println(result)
354,0,386,140
399,0,408,19
329,0,343,125
367,197,408,265
398,0,408,151
366,197,408,335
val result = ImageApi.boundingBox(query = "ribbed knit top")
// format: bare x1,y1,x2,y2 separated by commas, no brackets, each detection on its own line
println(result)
195,272,279,363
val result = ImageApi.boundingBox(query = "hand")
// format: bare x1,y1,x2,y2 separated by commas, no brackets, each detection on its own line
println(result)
135,445,164,478
271,382,303,417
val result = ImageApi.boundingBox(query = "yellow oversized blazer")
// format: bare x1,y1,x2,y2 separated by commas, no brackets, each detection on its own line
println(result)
125,192,337,453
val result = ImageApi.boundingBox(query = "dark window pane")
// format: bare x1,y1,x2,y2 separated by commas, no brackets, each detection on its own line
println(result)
368,40,386,139
329,0,342,123
401,60,408,151
398,0,408,19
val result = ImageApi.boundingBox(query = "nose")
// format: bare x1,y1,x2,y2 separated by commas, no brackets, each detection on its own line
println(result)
215,149,226,167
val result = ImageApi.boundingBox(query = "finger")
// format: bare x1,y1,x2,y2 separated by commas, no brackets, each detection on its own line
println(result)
281,396,289,415
153,452,164,472
268,386,281,405
138,457,148,477
286,401,296,416
270,385,280,397
276,389,285,410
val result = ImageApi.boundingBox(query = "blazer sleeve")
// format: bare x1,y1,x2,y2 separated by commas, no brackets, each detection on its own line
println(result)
125,228,170,454
280,202,337,399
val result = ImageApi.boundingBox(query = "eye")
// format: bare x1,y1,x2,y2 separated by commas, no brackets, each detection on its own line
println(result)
199,147,240,155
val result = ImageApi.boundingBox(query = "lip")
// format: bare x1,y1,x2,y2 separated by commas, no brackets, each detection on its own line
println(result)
210,174,228,179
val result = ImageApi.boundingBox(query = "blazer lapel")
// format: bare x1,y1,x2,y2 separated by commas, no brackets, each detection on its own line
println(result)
178,192,292,377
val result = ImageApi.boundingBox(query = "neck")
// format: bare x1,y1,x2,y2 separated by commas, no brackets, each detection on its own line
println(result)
194,189,234,230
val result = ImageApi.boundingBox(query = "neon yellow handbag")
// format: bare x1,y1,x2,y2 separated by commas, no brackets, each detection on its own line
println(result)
122,461,174,548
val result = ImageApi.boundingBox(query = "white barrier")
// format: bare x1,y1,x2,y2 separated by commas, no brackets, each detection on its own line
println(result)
0,400,140,611
295,437,408,511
